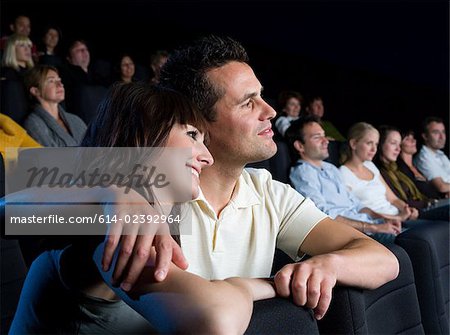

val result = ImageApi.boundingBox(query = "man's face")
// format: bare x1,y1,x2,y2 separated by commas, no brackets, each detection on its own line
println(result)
205,61,277,165
68,41,90,69
12,16,31,37
298,122,329,161
423,121,446,150
310,99,324,119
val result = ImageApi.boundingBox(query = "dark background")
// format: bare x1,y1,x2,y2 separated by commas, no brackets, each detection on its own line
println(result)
1,0,449,146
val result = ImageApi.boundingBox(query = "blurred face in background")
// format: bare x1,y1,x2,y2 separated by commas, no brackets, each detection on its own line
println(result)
298,122,329,162
120,56,135,82
284,97,301,117
15,42,32,66
423,121,446,151
400,133,417,155
351,130,379,162
37,69,65,104
68,41,90,70
309,98,324,119
11,16,31,36
43,28,59,50
381,130,401,163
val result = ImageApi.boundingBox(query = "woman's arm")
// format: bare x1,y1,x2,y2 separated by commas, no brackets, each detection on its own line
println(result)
379,175,416,220
2,185,188,283
93,244,276,335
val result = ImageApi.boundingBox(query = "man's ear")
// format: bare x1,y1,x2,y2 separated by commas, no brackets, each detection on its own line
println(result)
29,87,40,98
293,140,304,155
421,132,427,142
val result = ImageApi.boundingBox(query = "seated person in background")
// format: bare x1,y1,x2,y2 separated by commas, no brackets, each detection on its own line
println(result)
398,130,443,199
339,122,446,227
375,125,448,221
0,14,38,62
305,96,345,141
339,122,417,222
149,49,169,84
287,116,401,244
112,53,136,84
60,39,110,88
0,113,41,158
414,116,450,197
23,65,87,146
274,90,303,137
37,25,64,68
1,33,34,81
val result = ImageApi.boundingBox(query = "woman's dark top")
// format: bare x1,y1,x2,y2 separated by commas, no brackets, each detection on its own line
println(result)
397,157,442,200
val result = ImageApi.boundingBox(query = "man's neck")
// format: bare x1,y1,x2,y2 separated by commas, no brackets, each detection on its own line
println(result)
199,163,243,217
301,156,323,168
425,144,438,153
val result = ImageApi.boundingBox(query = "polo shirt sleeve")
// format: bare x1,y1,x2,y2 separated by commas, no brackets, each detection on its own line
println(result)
270,179,328,260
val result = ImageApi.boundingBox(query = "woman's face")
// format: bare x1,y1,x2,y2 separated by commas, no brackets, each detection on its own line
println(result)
37,69,65,103
15,42,32,65
284,97,301,117
120,56,135,81
381,131,401,163
401,134,417,155
165,124,213,199
352,130,379,162
43,28,59,49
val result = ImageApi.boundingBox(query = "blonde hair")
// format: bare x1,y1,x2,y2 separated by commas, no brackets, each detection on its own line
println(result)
340,122,379,164
2,34,34,70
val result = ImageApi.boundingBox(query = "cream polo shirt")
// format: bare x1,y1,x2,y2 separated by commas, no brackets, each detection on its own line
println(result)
179,168,328,280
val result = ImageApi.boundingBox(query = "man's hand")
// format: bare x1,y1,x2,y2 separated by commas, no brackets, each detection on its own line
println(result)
372,220,402,235
101,188,188,291
274,254,337,320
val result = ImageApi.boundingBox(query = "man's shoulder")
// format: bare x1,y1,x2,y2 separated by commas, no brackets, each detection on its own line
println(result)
243,168,291,192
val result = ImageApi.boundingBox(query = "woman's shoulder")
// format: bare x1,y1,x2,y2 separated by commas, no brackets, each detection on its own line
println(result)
363,161,380,175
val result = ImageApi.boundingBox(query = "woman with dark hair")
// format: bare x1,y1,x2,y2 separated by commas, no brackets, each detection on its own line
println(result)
23,64,87,147
398,130,443,199
375,125,448,221
274,90,303,137
38,25,64,68
111,54,136,84
10,82,276,334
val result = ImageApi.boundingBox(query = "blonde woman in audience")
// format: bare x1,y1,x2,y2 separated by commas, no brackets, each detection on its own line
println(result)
23,65,87,147
1,34,34,81
339,122,419,224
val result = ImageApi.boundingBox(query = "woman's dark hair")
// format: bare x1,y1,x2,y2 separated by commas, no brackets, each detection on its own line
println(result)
82,82,207,148
377,125,401,160
113,53,135,82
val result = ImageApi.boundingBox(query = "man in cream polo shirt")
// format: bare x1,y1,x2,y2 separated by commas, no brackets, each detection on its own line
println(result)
158,35,398,319
103,36,399,322
180,168,326,280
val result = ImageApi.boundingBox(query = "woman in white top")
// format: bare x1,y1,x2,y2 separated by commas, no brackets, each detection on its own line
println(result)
274,90,303,137
339,122,419,223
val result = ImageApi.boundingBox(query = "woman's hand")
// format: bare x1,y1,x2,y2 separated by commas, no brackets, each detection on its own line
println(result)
101,186,188,290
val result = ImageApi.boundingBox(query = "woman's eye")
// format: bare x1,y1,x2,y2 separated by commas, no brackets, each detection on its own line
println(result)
187,130,198,140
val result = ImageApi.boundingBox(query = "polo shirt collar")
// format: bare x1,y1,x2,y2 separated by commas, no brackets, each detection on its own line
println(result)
193,173,261,210
229,173,261,208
